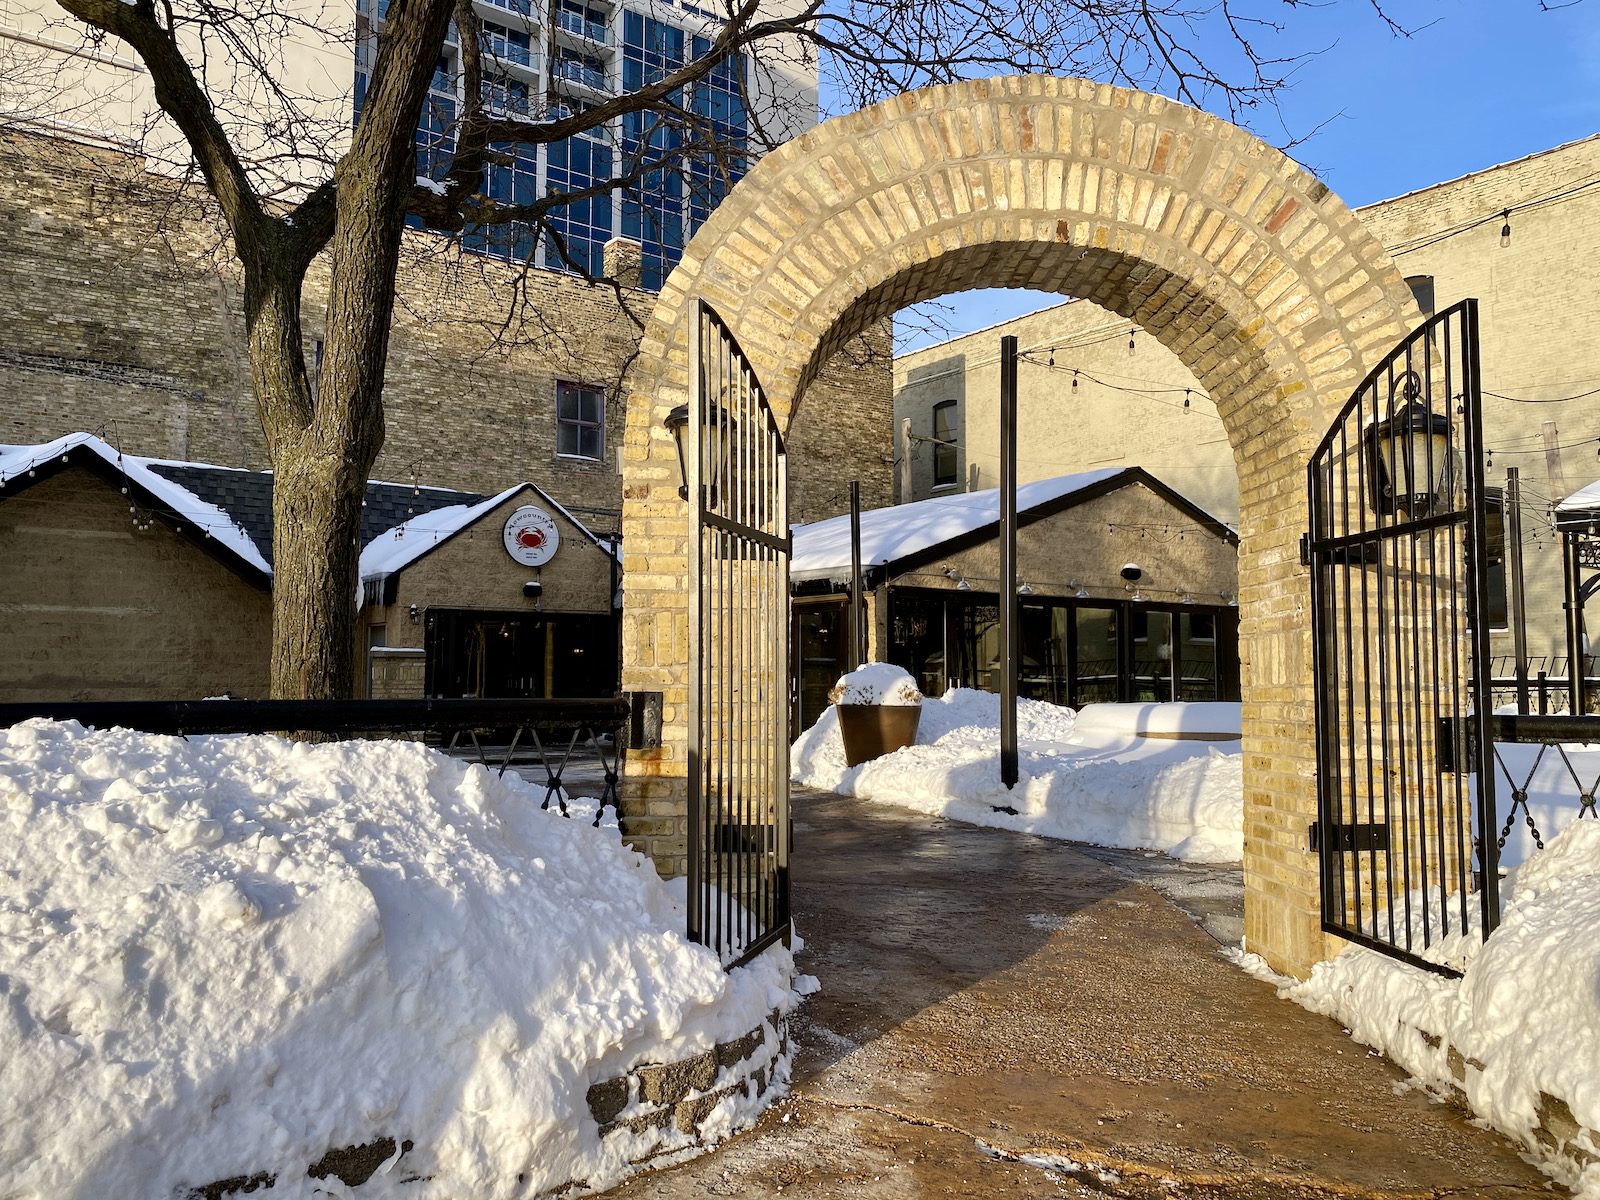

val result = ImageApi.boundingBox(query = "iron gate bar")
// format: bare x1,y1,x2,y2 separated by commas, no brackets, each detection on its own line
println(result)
687,298,791,971
1307,300,1497,976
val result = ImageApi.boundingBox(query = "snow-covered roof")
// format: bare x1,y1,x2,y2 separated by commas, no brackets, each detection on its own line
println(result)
791,468,1235,584
1556,479,1600,515
358,480,619,587
791,470,1112,582
0,433,272,577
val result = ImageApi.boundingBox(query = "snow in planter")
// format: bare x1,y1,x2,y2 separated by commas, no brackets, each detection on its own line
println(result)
1281,816,1600,1198
792,690,1244,863
826,663,923,707
0,720,797,1199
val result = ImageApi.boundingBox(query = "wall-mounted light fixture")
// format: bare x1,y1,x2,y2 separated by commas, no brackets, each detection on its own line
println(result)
408,604,419,624
943,566,972,592
1364,369,1451,517
664,402,735,505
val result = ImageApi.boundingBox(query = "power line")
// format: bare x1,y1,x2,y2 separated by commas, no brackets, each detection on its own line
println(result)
1486,385,1600,405
1016,352,1218,415
1387,171,1600,258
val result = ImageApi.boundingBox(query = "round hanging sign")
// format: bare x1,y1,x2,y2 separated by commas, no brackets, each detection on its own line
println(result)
503,505,560,567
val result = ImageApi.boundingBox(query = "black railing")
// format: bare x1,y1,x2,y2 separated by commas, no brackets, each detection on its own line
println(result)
1486,655,1598,714
0,696,632,825
1441,713,1600,856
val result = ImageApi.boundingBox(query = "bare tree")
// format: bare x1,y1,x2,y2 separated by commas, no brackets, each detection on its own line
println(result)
22,0,1396,697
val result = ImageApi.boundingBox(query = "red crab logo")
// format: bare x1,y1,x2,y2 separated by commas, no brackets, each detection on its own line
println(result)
516,526,547,550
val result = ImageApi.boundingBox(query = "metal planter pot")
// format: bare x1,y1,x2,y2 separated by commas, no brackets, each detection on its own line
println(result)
836,703,922,767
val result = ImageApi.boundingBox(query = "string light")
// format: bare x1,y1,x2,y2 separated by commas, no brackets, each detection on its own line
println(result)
1500,210,1512,248
1071,371,1079,393
1127,330,1137,356
1048,347,1055,367
1183,389,1191,410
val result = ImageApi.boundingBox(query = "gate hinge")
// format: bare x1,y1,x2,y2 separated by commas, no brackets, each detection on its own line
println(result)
1299,532,1311,567
1309,821,1391,852
625,690,663,749
1436,716,1478,774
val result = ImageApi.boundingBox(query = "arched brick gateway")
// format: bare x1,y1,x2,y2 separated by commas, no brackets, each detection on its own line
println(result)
619,75,1423,979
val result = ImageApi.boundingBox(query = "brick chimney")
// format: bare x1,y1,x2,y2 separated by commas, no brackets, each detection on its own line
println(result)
602,237,644,290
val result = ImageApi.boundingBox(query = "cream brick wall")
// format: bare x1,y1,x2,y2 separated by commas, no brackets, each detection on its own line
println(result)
620,75,1425,980
896,300,1238,521
0,467,273,700
0,129,891,526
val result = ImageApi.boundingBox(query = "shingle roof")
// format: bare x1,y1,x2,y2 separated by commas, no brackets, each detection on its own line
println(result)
0,434,485,581
146,463,483,566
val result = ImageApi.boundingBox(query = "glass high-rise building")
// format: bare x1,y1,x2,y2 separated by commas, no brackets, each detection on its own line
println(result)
356,0,759,288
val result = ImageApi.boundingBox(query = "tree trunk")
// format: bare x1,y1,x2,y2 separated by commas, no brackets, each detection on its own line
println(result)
246,206,399,700
268,441,370,698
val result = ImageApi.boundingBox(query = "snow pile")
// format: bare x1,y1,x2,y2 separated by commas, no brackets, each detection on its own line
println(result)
0,720,795,1200
792,693,1244,862
827,663,923,707
1286,820,1600,1197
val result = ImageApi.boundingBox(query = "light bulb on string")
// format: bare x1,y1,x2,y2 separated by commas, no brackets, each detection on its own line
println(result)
1500,211,1511,247
1048,347,1055,367
1183,389,1191,410
1127,331,1136,356
1071,371,1079,394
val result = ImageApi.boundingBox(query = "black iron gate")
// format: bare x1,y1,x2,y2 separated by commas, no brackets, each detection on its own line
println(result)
1307,299,1499,974
686,299,792,967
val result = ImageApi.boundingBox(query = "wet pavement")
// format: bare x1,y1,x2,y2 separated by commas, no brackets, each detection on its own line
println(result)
607,788,1554,1199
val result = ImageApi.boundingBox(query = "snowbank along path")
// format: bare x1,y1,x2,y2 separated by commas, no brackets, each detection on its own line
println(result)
0,720,798,1199
793,680,1244,863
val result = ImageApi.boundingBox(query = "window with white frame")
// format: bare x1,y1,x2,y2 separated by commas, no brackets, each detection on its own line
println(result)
556,381,605,459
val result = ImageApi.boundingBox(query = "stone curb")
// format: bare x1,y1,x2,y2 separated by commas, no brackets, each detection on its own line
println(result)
588,1007,788,1149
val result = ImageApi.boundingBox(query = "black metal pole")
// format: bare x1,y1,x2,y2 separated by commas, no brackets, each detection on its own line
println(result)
999,335,1019,790
1565,531,1584,714
849,479,864,669
1561,534,1587,720
1505,469,1529,714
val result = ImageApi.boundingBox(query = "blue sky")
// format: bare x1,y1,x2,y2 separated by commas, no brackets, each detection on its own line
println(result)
894,0,1600,351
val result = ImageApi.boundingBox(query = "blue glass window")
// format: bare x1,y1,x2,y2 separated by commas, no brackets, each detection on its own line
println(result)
554,46,607,91
558,0,607,44
357,5,750,282
546,127,613,278
481,20,532,67
617,13,745,289
461,142,539,262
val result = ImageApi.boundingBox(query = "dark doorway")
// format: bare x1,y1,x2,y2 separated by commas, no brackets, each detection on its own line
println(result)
792,600,848,736
424,608,617,698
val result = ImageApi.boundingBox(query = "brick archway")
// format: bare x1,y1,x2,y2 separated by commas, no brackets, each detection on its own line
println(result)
620,75,1421,978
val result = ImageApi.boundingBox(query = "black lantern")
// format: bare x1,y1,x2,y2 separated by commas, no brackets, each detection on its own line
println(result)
664,401,735,506
1364,370,1452,517
664,403,691,501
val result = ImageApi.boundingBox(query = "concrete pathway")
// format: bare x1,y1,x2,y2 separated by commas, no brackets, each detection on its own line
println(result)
609,789,1553,1199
